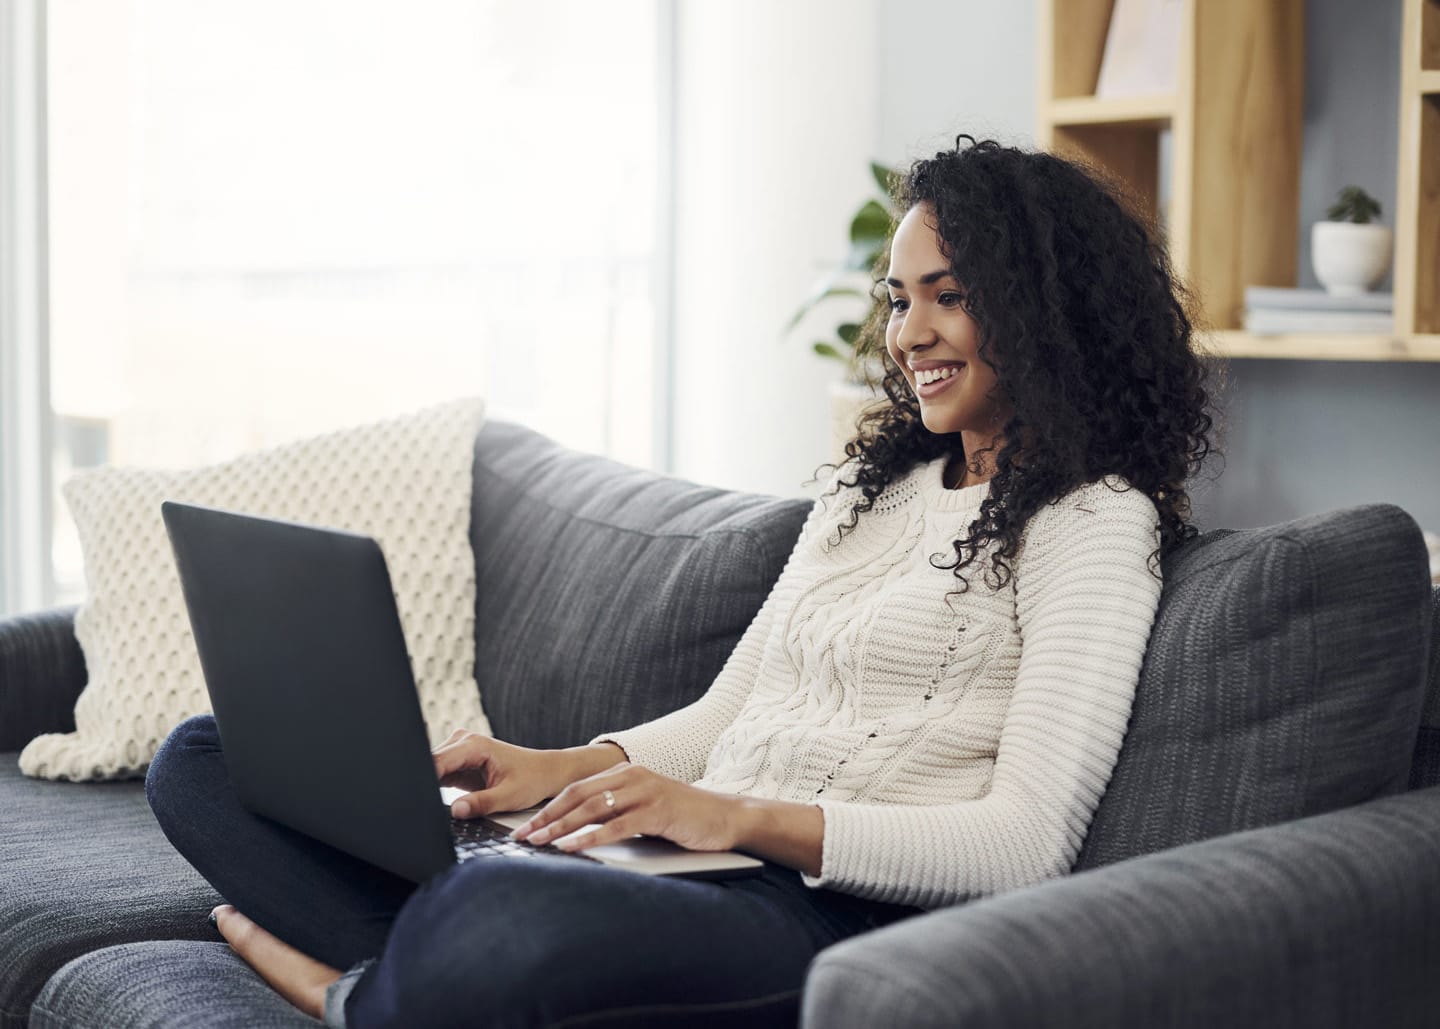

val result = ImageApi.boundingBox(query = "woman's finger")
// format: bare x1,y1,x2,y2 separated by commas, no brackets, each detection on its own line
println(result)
433,737,486,781
437,728,467,748
516,773,632,842
522,787,628,846
554,813,641,852
514,776,601,836
429,728,480,759
449,786,510,819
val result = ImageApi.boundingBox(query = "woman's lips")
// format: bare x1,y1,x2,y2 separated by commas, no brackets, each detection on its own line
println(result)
915,364,965,399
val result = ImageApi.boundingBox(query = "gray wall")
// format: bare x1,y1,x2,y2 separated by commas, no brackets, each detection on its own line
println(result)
1294,0,1400,293
1192,360,1440,531
875,0,1037,164
873,0,1438,535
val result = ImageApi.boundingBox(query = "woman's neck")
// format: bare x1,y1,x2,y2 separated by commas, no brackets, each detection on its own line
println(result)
946,431,1004,489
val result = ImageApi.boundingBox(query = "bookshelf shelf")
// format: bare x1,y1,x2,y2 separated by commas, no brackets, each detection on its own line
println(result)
1047,95,1175,127
1210,332,1440,363
1419,69,1440,94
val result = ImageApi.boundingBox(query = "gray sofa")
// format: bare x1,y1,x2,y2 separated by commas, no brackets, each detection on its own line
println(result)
2,419,1436,1028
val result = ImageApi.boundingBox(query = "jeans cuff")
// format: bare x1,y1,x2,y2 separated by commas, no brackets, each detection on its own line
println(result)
323,960,375,1029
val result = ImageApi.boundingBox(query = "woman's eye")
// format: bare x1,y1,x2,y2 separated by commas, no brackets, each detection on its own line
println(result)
887,296,908,313
938,291,964,307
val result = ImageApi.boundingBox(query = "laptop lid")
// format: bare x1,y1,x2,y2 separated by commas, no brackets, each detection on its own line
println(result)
162,501,457,883
163,501,764,883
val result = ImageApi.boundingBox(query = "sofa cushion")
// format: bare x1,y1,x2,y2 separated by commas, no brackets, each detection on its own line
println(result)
30,942,318,1029
804,785,1440,1029
1409,585,1440,789
21,398,489,782
0,758,219,1029
469,421,812,748
1075,504,1432,871
0,607,86,753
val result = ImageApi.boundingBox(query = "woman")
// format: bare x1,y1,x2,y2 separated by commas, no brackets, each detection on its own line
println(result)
147,136,1214,1027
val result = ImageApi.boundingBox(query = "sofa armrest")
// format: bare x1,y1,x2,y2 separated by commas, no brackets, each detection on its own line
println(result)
0,606,86,752
803,786,1440,1029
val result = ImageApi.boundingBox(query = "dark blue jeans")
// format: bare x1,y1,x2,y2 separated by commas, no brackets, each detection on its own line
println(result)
146,715,920,1028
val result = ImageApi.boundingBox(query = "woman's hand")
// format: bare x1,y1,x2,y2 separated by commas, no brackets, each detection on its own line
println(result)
510,762,743,854
433,729,626,819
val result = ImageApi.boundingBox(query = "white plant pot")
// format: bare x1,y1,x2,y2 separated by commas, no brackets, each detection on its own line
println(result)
828,379,884,462
1311,221,1393,296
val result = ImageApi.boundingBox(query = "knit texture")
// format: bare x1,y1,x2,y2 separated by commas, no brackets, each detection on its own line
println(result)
595,456,1161,909
19,398,491,782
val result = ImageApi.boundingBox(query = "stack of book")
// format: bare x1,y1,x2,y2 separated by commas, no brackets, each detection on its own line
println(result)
1243,287,1394,335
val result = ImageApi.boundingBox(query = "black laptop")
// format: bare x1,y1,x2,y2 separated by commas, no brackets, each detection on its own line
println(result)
160,501,763,883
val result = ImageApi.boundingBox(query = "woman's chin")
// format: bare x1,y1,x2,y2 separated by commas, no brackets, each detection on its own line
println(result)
919,408,960,435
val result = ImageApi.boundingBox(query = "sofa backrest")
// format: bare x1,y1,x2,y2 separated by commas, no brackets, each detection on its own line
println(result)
467,420,810,749
464,424,1439,864
1075,503,1434,872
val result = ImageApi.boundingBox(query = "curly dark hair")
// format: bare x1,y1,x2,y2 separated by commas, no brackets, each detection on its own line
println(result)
817,136,1218,593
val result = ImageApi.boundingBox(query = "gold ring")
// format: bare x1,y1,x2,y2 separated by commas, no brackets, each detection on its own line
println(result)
603,789,616,809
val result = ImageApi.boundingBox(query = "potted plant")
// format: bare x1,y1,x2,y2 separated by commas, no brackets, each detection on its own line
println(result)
1312,185,1392,296
787,162,899,458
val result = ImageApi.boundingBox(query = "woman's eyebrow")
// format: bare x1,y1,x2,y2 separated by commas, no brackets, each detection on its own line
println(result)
885,269,954,288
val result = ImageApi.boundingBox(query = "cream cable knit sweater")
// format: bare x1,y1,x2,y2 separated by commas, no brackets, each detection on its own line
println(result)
593,456,1162,909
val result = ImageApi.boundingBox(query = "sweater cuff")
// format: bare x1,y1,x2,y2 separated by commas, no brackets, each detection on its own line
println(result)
588,724,693,781
801,798,910,898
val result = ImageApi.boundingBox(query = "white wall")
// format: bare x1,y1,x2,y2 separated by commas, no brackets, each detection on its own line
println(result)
668,0,880,499
668,0,1038,499
875,0,1037,167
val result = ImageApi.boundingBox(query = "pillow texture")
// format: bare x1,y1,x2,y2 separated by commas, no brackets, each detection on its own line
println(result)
19,398,490,781
1074,503,1432,870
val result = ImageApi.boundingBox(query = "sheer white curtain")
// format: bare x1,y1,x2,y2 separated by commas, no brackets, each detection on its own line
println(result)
36,0,667,608
3,0,884,615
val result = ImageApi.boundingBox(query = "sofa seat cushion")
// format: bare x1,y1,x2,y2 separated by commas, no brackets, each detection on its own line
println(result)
1075,504,1432,871
0,757,219,1029
469,420,812,748
31,942,318,1029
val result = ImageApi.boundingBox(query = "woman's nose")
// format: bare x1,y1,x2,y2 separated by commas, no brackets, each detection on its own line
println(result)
895,306,934,353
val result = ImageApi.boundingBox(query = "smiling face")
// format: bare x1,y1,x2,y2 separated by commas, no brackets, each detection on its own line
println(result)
884,204,1009,449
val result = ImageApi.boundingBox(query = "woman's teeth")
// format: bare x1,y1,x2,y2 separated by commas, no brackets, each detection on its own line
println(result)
916,365,960,385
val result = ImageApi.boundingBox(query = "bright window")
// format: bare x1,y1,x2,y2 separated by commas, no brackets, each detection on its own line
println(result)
45,0,664,602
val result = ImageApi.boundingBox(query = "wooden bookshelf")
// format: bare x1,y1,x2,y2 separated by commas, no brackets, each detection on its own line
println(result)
1208,331,1440,363
1047,95,1175,126
1395,0,1440,344
1039,0,1440,363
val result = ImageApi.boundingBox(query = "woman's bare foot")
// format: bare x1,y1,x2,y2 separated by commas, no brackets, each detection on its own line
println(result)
211,904,342,1020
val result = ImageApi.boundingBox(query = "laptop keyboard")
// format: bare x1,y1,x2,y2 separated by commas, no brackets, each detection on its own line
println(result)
451,817,599,864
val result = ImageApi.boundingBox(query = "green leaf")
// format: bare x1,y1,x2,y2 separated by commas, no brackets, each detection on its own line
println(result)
837,323,861,345
844,238,887,273
784,281,868,333
1326,185,1383,224
850,199,892,246
870,162,899,199
813,342,845,361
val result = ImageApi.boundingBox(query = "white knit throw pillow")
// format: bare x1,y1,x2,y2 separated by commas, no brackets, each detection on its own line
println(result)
18,397,492,781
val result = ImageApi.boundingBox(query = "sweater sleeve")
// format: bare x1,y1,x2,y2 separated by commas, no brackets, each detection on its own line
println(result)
804,477,1162,909
590,467,851,783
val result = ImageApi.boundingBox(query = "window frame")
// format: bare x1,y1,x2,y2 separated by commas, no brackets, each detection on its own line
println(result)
0,0,55,617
